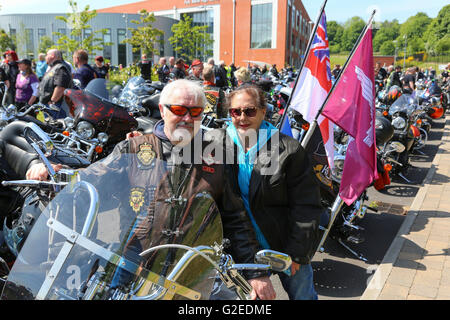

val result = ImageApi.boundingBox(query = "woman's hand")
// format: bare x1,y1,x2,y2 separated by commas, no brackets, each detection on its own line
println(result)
248,276,276,300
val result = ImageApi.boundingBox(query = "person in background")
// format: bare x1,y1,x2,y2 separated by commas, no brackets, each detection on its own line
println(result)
1,50,19,105
14,58,39,110
386,65,403,90
401,67,416,94
35,53,48,81
331,64,341,79
186,59,203,83
39,49,73,118
92,56,109,79
137,54,152,82
73,49,98,89
269,64,279,79
415,66,425,81
168,56,175,73
172,58,186,80
156,57,170,83
374,62,387,80
234,67,251,87
202,64,226,118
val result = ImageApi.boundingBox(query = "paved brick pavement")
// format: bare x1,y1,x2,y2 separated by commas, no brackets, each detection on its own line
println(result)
361,113,450,300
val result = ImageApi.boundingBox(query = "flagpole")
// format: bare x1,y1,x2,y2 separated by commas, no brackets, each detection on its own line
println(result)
277,0,328,130
300,9,377,149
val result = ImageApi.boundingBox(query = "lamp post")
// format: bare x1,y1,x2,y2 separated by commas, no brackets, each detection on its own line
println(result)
393,40,397,65
403,34,407,70
122,13,129,66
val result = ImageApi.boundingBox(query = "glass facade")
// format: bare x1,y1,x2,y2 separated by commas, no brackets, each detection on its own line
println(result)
117,28,127,67
25,28,34,58
103,28,112,61
251,2,273,49
183,10,214,62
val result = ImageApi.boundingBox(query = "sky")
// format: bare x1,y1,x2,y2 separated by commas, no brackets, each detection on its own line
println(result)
0,0,447,23
302,0,447,24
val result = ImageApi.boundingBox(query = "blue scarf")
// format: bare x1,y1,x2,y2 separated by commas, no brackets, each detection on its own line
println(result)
226,120,278,249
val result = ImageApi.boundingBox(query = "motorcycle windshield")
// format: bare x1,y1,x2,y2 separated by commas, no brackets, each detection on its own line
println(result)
120,77,155,101
389,94,416,116
1,153,223,300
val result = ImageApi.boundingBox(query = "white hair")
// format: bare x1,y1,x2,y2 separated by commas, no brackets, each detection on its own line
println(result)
159,79,206,107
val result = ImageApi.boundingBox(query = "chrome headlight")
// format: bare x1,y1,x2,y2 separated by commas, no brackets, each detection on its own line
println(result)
64,117,75,129
6,105,16,115
76,121,95,139
392,117,406,130
97,132,109,144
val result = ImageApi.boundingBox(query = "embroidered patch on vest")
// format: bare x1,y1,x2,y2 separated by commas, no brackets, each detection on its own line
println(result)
129,187,145,213
137,142,156,167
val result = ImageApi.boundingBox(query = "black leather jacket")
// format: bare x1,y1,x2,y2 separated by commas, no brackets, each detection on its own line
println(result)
219,129,324,265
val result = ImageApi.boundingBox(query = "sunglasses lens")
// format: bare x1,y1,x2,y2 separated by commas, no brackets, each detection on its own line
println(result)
230,108,241,118
189,107,203,117
230,108,257,117
168,105,188,116
245,108,257,117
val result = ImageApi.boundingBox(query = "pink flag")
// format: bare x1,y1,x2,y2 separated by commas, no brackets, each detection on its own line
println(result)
290,12,334,171
321,25,378,205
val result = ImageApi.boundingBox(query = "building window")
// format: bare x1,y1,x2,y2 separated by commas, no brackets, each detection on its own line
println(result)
103,28,112,61
38,28,46,42
183,10,214,61
251,2,273,49
83,28,92,40
117,28,127,67
25,29,34,58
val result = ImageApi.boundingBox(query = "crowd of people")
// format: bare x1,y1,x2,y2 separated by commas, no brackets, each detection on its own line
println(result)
0,49,110,117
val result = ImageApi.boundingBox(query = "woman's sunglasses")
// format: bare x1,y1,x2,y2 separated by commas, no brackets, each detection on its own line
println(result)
229,108,258,118
164,104,204,117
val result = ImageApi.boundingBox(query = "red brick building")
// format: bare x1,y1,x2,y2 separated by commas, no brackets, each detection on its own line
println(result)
98,0,312,68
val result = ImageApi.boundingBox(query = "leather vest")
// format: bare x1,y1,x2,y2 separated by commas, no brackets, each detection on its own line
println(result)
39,61,72,104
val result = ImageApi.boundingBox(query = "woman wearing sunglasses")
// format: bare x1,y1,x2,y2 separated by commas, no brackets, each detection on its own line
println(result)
224,85,323,300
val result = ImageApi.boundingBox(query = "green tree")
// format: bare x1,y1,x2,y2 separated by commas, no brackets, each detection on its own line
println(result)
122,9,164,58
379,41,396,55
397,12,431,55
38,36,55,54
340,16,365,52
169,14,213,63
423,5,450,55
435,35,450,54
53,0,111,59
0,29,15,52
372,19,400,52
327,21,344,53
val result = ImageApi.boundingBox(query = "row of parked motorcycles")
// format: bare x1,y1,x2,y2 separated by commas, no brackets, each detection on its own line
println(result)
258,71,449,262
0,66,447,300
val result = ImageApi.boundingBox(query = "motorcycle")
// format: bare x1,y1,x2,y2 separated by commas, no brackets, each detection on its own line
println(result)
0,148,291,300
380,93,418,182
0,103,63,133
61,79,139,163
0,121,79,274
114,76,165,118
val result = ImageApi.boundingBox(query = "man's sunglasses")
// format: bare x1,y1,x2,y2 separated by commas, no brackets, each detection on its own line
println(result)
164,104,204,117
229,108,258,118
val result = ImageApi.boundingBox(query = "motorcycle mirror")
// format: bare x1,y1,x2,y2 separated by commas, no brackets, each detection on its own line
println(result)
254,250,292,272
390,141,406,153
47,104,61,112
24,122,55,154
